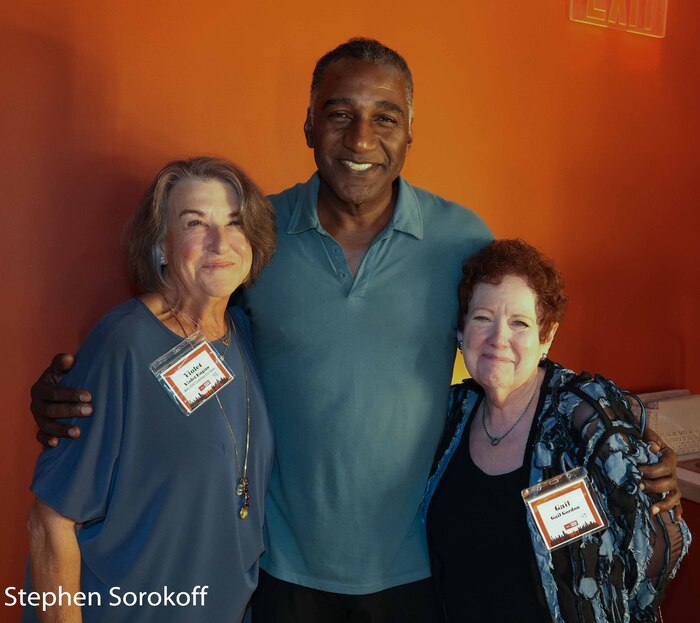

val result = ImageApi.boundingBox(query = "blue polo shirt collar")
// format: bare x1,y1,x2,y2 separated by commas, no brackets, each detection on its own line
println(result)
286,173,424,240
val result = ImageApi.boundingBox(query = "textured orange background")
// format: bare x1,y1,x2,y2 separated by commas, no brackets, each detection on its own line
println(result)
2,1,698,620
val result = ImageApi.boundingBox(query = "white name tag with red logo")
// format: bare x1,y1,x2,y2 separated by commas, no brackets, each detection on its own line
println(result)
150,330,234,415
522,467,607,550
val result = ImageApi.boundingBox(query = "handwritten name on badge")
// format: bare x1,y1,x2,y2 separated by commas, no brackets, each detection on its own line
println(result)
160,342,233,414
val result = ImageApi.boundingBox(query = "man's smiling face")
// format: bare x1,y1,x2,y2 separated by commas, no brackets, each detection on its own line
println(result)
305,58,413,211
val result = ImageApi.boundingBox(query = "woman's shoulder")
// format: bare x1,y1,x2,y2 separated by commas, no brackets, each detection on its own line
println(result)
59,299,156,391
546,360,643,440
449,377,481,396
445,379,482,430
548,361,636,412
71,298,159,361
547,360,627,392
84,297,152,340
448,378,481,408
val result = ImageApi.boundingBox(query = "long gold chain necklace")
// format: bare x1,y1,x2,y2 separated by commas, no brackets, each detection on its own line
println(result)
165,297,251,520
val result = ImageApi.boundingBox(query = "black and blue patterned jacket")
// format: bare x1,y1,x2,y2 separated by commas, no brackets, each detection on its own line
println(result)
423,360,691,622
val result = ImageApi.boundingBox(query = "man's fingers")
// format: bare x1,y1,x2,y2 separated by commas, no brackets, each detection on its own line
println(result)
43,385,92,406
640,441,678,480
33,353,76,389
30,393,92,420
639,461,672,480
650,489,683,516
30,382,92,421
642,425,661,446
647,441,661,454
641,474,675,495
42,401,93,420
29,352,89,446
639,436,685,518
47,386,91,403
50,353,76,376
36,433,59,449
35,418,81,440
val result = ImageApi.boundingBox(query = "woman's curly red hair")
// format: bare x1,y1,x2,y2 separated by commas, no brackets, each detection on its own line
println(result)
458,239,568,343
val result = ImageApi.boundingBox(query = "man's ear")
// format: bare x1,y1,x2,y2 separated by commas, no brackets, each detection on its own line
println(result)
406,123,414,152
304,109,313,148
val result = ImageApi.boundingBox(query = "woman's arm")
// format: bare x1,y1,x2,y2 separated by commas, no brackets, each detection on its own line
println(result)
569,396,689,615
28,499,82,623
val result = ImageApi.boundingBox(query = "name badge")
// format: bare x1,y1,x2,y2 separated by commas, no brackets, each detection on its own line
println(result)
150,330,234,415
522,467,607,550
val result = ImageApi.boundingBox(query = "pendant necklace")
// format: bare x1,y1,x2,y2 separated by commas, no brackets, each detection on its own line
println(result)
482,387,537,446
214,318,251,520
165,298,251,519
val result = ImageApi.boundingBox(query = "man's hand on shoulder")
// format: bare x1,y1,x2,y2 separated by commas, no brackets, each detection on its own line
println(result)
30,353,93,448
640,426,683,520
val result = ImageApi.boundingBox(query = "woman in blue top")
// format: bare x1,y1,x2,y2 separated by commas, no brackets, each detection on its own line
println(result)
27,157,276,623
424,239,690,623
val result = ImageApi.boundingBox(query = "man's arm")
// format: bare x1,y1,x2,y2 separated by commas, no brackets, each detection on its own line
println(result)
28,500,83,623
30,354,93,448
640,426,683,519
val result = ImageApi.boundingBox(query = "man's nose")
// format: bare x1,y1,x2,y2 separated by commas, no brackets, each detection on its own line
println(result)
344,118,377,153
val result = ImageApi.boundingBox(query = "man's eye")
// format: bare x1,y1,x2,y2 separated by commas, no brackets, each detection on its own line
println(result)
329,111,351,120
377,115,397,125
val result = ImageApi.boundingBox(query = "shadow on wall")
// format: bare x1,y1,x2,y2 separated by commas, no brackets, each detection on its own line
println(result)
1,23,143,598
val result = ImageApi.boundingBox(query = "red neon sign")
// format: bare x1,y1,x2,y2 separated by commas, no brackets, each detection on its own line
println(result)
569,0,668,38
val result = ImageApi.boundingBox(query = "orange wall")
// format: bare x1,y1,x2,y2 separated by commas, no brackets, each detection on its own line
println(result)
2,2,698,620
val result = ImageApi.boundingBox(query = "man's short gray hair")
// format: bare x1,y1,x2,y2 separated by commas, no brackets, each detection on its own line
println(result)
310,38,413,119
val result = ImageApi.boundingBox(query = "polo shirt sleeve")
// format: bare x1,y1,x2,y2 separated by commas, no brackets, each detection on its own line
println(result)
30,315,129,525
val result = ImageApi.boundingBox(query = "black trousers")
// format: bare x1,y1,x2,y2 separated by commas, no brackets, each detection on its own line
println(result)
252,570,441,623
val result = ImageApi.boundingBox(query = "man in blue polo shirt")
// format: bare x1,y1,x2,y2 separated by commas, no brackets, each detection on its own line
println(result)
241,39,492,621
30,38,682,623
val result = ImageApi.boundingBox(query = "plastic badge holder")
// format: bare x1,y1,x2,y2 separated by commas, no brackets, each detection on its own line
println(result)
522,467,608,551
149,330,235,415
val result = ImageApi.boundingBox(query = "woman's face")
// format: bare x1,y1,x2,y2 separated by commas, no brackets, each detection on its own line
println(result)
460,274,556,396
162,178,252,301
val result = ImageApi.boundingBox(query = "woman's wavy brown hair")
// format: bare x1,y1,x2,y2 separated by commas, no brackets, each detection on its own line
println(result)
125,156,276,293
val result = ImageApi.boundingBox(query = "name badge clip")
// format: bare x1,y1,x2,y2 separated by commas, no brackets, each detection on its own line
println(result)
522,466,608,550
149,330,234,415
